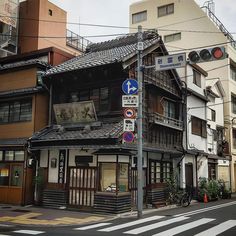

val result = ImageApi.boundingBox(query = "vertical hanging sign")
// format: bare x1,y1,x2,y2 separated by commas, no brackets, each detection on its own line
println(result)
58,150,66,184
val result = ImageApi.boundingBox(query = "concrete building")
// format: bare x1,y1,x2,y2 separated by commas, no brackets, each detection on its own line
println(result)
130,0,234,191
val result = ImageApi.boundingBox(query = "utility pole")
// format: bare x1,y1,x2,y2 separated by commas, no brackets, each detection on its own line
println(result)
137,25,143,219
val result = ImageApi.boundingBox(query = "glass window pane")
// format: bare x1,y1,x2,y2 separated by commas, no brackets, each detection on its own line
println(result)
0,151,3,161
0,163,10,186
132,11,147,24
100,163,116,192
10,165,23,187
0,103,9,123
119,163,129,192
5,151,14,161
20,100,32,121
9,101,20,122
15,151,24,161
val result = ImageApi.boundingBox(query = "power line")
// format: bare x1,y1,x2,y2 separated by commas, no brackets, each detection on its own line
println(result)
1,14,236,35
188,100,231,110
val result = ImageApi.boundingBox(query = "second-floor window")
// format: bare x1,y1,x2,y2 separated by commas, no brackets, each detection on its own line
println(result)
0,99,32,124
211,109,216,121
191,116,207,138
164,33,181,43
231,65,236,82
132,10,147,24
158,3,174,17
164,99,176,119
233,128,236,149
231,93,236,114
193,69,201,87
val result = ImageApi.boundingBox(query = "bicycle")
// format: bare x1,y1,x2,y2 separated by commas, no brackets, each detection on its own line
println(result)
167,188,192,207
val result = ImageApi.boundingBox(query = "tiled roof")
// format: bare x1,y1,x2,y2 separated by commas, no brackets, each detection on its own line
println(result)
31,121,123,142
0,138,28,146
0,59,50,71
45,32,160,76
0,86,46,98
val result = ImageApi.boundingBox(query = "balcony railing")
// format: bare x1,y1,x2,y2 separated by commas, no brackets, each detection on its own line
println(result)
66,29,92,53
148,112,183,131
201,6,236,51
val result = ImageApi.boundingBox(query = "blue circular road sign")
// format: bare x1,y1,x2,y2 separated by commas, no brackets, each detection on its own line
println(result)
122,79,138,95
123,131,135,143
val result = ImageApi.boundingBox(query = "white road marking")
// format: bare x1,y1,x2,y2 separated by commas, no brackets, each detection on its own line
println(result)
174,201,236,217
124,216,189,235
75,222,112,230
0,234,10,236
98,216,165,232
13,230,44,235
194,220,236,236
152,218,215,236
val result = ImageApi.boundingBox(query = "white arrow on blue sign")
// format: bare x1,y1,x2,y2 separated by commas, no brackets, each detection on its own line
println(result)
122,79,138,95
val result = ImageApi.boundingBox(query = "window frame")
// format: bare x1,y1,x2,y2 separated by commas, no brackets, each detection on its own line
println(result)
230,65,236,82
164,32,181,43
0,98,32,124
193,69,201,87
231,93,236,114
191,116,207,138
132,10,147,24
158,3,174,17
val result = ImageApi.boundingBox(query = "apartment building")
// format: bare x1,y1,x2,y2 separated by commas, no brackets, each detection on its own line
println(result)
130,0,234,191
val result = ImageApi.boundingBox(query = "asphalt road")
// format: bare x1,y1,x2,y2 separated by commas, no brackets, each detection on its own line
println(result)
1,199,236,235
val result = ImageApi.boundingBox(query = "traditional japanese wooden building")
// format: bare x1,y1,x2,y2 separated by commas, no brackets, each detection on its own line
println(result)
29,32,184,213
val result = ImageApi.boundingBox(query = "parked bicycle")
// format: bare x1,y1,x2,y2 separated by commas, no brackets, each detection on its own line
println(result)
167,187,192,207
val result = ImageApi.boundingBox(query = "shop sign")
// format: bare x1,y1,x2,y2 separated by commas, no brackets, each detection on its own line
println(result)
122,95,138,107
53,101,97,124
58,150,66,184
123,119,135,132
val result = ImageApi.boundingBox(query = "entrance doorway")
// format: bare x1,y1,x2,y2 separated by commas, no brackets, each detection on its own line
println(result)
185,163,193,190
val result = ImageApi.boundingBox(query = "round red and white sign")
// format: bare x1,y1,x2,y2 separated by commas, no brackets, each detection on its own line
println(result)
123,108,136,119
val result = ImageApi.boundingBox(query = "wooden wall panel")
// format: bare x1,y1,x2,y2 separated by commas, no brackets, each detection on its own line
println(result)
34,93,49,132
0,68,37,92
8,187,23,205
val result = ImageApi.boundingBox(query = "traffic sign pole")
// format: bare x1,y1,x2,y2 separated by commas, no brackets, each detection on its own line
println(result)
137,25,143,219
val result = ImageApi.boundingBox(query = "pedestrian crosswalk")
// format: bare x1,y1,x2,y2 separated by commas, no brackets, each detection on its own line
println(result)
75,215,236,236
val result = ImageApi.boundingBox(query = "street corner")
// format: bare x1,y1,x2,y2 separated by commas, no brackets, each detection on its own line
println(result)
0,211,109,227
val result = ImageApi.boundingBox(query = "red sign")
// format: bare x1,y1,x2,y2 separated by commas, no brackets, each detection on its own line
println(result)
123,108,136,119
123,131,135,143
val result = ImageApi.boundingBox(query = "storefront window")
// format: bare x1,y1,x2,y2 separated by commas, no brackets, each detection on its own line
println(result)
118,163,129,192
0,163,9,186
100,163,116,192
100,163,129,192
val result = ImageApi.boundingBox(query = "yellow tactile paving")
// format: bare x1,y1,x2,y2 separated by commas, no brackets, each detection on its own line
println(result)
0,213,105,225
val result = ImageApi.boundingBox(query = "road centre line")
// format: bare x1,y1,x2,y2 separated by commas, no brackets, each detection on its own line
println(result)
174,201,236,217
98,216,165,232
124,216,189,235
194,220,236,236
152,218,215,236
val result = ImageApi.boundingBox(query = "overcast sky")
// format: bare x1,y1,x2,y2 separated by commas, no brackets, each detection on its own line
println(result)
49,0,235,43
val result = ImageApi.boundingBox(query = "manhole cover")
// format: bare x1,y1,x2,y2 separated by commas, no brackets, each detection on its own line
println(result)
12,209,31,213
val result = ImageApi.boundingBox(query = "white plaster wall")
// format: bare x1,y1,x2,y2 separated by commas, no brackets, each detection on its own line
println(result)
40,150,48,168
197,156,208,179
69,149,96,167
48,149,59,183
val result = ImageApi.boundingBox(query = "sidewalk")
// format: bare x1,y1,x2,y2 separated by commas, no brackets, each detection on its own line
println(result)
0,195,235,227
0,204,112,227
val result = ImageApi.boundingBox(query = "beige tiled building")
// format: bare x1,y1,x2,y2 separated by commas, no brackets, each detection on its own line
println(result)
130,0,235,191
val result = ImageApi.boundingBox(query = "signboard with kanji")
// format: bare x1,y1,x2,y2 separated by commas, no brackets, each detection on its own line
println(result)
155,53,186,71
123,119,135,132
122,95,138,108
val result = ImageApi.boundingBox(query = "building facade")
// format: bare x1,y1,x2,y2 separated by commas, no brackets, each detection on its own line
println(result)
29,32,184,212
130,0,234,191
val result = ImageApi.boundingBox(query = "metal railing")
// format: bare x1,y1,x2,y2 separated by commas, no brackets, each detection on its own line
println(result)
66,29,92,52
148,112,183,131
201,6,236,50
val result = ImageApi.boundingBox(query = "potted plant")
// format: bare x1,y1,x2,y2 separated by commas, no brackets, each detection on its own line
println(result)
198,177,208,202
207,179,219,201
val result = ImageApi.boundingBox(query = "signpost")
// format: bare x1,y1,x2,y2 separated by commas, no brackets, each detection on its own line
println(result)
123,108,136,119
122,95,138,107
122,79,139,95
123,119,135,132
123,131,135,143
